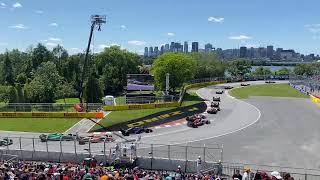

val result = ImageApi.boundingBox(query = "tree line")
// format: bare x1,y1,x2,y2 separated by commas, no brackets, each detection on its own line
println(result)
0,44,319,103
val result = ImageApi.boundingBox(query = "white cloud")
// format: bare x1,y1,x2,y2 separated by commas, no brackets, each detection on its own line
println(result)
305,24,320,33
48,37,62,42
12,2,22,8
98,43,120,49
49,23,58,27
34,10,43,14
0,2,6,8
9,24,28,29
45,42,57,47
208,17,224,23
167,32,175,36
120,25,127,30
229,35,252,40
128,40,146,46
244,44,259,48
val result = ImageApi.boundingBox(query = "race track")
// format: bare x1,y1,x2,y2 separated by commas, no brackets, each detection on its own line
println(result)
1,81,320,169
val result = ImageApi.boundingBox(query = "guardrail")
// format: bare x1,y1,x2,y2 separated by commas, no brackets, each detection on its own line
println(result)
0,103,102,112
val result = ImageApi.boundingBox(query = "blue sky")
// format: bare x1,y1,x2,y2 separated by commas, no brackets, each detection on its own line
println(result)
0,0,320,55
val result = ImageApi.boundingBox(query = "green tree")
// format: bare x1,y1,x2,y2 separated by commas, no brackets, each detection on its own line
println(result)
56,82,77,104
31,43,53,69
85,72,103,103
98,46,141,94
227,59,252,79
2,52,15,85
190,52,226,79
152,53,196,91
0,85,11,103
275,67,291,76
24,61,62,103
252,66,272,77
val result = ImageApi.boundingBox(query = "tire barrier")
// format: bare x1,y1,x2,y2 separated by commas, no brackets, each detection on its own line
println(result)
0,112,104,119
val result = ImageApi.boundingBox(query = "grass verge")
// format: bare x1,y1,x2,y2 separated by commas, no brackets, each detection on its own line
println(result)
229,84,309,99
95,91,203,129
55,98,80,104
0,118,80,133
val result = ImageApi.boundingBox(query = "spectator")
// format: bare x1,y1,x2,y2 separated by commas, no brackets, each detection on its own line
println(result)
254,172,262,180
283,173,291,180
260,171,270,180
242,167,251,180
232,170,243,180
271,171,282,180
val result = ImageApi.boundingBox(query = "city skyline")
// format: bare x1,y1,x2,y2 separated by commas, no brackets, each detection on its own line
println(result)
144,41,319,60
1,0,320,55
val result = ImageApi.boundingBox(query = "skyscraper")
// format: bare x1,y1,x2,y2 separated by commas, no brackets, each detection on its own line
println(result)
165,44,170,52
154,46,159,56
149,47,154,57
144,47,149,57
170,42,175,52
191,42,199,52
205,43,213,53
160,45,164,54
267,46,274,58
239,46,247,58
184,41,188,53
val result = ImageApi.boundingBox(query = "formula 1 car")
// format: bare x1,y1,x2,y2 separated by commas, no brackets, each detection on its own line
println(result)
186,115,210,128
78,133,115,145
211,102,220,108
224,86,234,90
0,138,13,146
216,90,224,94
265,80,276,84
39,133,79,142
207,107,219,114
120,127,153,136
212,96,221,102
240,83,250,86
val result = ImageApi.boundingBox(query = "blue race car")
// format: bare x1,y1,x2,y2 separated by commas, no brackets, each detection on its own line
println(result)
120,127,153,136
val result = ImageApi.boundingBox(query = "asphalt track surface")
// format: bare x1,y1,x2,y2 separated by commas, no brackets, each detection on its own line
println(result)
1,81,320,169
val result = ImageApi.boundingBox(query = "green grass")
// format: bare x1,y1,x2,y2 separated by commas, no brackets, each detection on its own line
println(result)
0,118,80,133
229,84,309,99
55,98,80,104
95,92,203,129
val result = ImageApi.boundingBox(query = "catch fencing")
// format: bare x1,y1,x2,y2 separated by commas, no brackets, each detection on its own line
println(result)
1,136,320,179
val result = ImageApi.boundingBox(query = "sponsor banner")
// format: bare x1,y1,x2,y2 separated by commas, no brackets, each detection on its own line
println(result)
0,112,103,118
103,102,179,111
310,95,320,104
97,102,207,131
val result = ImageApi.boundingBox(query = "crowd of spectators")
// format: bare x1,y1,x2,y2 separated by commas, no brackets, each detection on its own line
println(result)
232,168,295,180
0,159,298,180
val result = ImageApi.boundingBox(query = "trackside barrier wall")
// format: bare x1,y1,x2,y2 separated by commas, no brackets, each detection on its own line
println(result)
310,95,320,104
0,112,104,118
103,102,180,111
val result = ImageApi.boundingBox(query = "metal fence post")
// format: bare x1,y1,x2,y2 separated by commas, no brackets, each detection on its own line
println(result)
150,144,153,170
168,145,170,160
221,144,224,162
46,138,49,161
89,140,92,157
32,137,35,160
103,139,106,163
203,144,206,163
185,145,188,173
19,137,23,160
74,139,77,161
59,137,62,162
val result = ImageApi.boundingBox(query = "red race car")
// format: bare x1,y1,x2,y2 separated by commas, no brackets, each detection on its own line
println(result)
207,107,218,114
78,132,114,145
186,115,210,128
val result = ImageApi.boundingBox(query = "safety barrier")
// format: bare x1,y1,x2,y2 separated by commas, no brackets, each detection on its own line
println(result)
103,102,179,111
310,95,320,104
0,112,104,119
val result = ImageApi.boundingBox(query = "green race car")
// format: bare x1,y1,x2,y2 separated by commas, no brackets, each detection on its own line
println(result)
39,133,79,142
0,138,13,146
